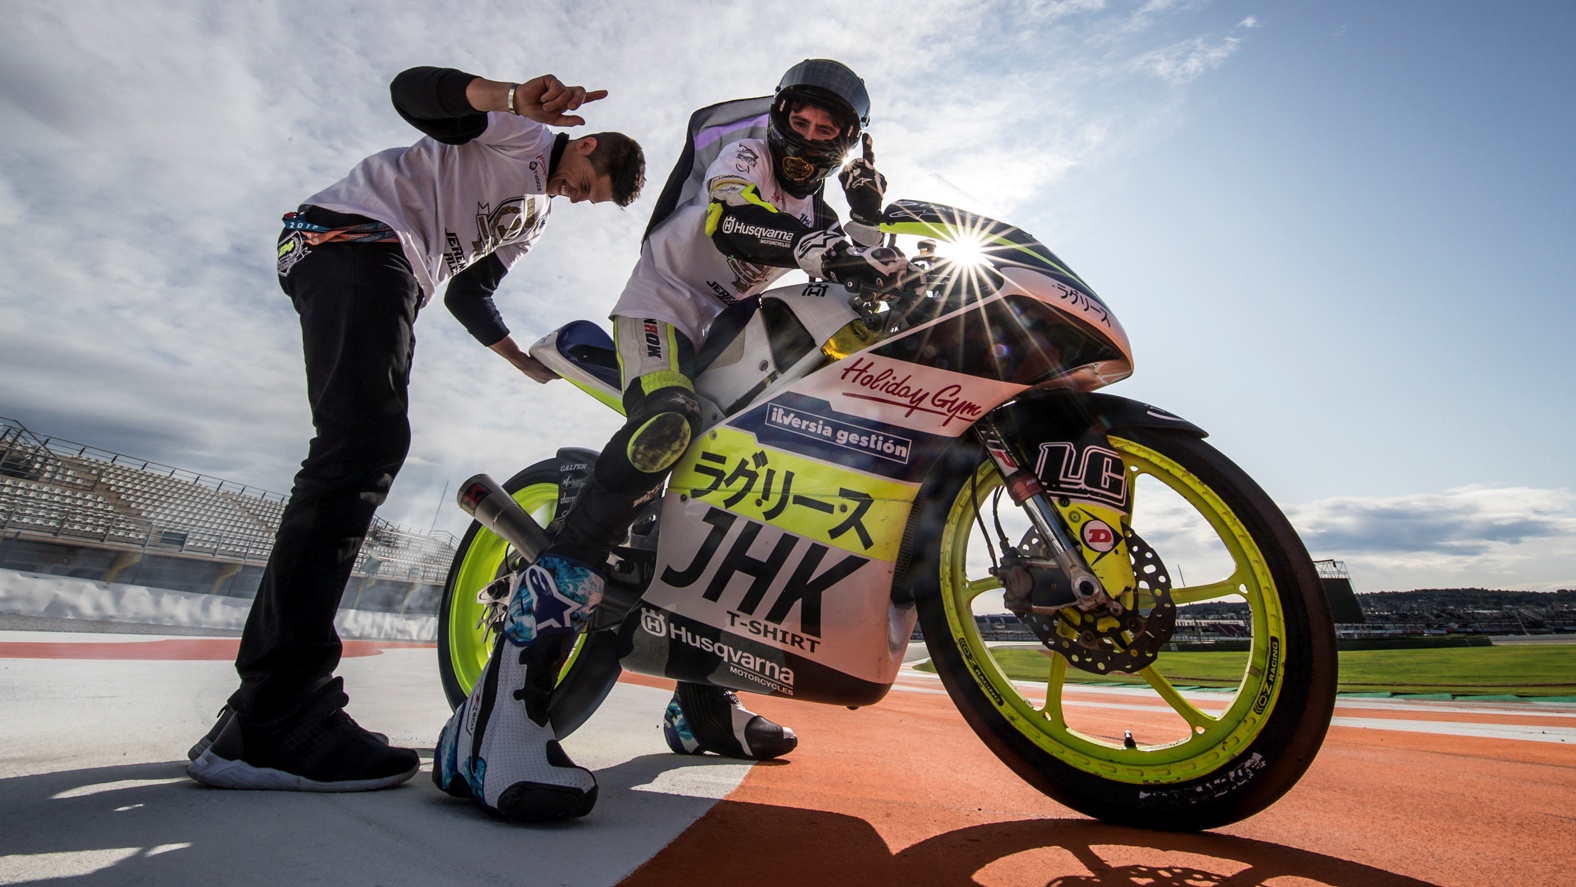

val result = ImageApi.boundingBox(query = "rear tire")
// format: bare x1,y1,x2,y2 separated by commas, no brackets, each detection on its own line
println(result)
437,457,632,736
437,460,562,710
912,429,1337,830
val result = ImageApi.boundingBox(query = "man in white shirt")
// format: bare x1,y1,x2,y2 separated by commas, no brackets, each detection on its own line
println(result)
436,59,905,823
186,66,644,795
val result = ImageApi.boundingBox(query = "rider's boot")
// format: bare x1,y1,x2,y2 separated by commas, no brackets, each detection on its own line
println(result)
663,682,798,760
433,553,603,821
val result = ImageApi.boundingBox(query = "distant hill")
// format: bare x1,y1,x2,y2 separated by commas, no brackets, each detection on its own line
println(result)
1179,588,1576,633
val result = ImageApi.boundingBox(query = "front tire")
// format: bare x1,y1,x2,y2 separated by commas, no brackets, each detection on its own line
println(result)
912,428,1337,830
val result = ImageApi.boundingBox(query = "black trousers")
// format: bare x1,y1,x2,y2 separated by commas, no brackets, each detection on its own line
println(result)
230,214,419,722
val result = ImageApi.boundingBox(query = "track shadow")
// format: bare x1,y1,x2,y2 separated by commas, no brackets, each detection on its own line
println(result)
0,755,747,886
619,802,1443,887
0,760,1443,886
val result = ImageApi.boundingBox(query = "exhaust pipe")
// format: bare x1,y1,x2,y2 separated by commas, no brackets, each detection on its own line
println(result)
456,474,550,561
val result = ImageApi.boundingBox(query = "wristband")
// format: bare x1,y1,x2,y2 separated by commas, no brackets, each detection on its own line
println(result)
506,83,519,114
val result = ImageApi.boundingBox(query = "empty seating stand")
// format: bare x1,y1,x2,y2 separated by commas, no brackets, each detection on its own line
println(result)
0,417,454,612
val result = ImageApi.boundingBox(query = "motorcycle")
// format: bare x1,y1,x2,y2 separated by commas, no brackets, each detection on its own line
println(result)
436,199,1338,831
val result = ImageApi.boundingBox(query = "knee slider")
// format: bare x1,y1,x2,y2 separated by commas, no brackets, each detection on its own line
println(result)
627,390,700,475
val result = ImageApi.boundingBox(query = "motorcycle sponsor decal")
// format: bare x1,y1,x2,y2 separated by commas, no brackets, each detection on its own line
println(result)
1044,276,1115,330
718,214,796,246
641,488,910,690
1136,753,1267,809
795,354,1025,438
670,426,915,560
840,357,985,427
642,319,664,359
1080,518,1118,553
641,607,668,637
1252,636,1281,715
1033,441,1129,509
659,505,867,639
764,404,913,465
639,604,795,695
737,394,939,483
727,611,820,653
801,282,829,298
959,638,1005,706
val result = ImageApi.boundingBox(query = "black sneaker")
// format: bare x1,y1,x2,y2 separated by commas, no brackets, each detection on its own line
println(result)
662,683,797,760
187,678,418,792
188,704,388,761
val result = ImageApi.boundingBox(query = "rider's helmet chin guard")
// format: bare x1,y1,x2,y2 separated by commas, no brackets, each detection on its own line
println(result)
768,59,871,199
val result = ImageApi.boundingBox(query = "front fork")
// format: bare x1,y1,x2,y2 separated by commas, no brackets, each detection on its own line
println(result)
972,416,1134,619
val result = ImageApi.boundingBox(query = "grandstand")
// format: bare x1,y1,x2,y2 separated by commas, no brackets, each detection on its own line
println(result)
0,417,456,615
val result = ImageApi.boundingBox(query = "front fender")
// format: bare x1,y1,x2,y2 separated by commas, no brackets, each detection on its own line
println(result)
1002,390,1207,440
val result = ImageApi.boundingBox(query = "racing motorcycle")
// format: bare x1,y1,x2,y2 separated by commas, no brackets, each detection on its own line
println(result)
436,199,1338,831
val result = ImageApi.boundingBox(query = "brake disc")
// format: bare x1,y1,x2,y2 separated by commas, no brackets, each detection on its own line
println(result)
1020,529,1177,675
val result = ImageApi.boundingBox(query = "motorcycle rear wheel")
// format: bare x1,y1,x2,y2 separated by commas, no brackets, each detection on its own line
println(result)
913,428,1337,830
437,460,594,712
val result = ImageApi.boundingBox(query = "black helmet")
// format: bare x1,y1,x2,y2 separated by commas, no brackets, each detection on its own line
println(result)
767,59,870,198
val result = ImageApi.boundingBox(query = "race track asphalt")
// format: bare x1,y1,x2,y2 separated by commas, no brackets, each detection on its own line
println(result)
0,630,1570,887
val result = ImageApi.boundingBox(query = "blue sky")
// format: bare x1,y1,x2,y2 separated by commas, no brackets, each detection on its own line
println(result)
1,1,1572,592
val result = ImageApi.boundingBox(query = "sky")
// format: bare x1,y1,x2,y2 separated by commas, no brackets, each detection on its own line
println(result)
1,0,1572,593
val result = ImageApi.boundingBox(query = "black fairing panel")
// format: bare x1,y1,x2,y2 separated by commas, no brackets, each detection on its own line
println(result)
996,391,1207,441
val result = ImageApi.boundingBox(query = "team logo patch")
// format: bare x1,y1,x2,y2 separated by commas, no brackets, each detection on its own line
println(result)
276,231,311,277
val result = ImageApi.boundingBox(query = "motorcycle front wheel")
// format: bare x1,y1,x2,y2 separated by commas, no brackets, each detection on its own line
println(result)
912,428,1337,830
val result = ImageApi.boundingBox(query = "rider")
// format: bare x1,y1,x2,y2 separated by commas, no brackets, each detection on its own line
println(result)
434,59,907,821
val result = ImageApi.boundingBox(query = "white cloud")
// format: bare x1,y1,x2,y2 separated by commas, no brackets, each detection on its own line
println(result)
1135,35,1243,85
0,0,1258,538
1285,487,1576,592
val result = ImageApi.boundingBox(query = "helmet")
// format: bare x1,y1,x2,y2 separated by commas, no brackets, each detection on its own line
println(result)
767,59,870,199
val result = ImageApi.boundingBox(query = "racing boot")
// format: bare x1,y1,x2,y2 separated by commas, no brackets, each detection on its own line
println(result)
662,682,798,760
433,553,604,821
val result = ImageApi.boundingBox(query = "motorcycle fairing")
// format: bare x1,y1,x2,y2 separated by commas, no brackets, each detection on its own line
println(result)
880,199,1101,300
619,419,922,701
877,200,1133,392
995,391,1208,443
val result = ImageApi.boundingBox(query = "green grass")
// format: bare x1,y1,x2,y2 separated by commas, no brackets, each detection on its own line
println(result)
912,644,1576,698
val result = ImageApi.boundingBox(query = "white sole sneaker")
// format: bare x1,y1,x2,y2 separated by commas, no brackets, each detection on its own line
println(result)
187,750,417,792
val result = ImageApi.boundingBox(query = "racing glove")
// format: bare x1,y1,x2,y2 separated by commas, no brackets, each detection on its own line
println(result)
839,134,887,247
795,230,907,292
